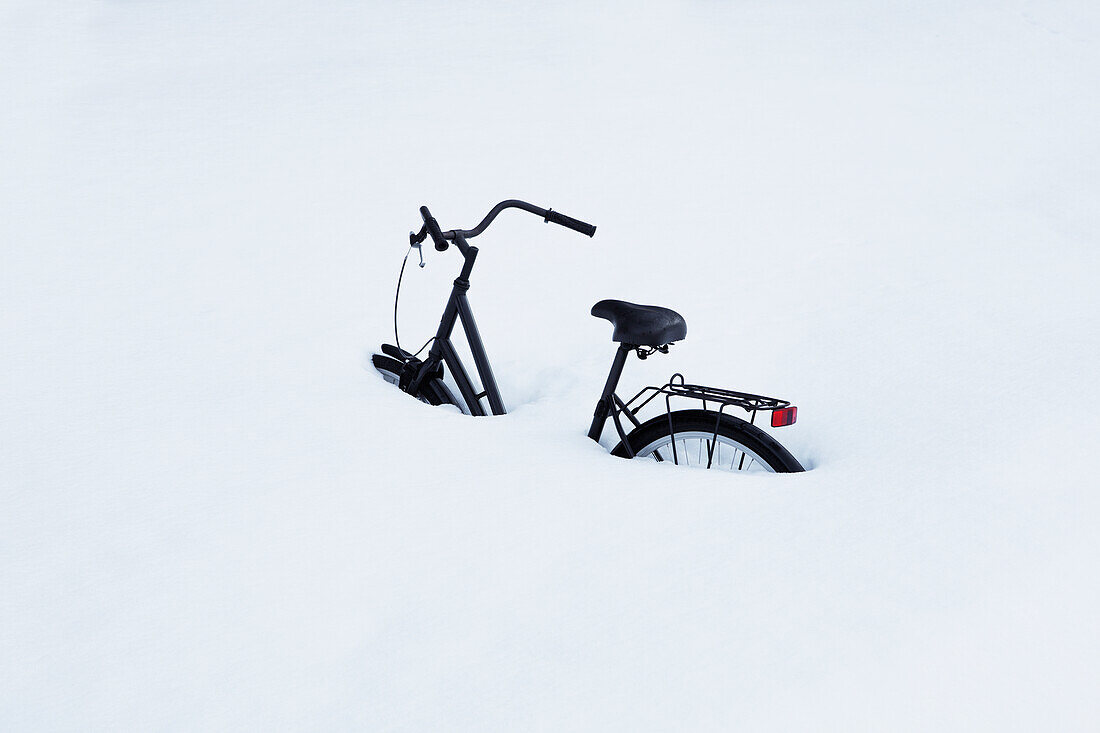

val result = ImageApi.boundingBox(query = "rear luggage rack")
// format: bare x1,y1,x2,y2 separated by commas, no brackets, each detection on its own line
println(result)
607,373,796,458
622,373,791,417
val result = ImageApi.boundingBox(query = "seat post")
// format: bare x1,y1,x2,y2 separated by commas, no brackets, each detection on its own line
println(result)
587,343,633,442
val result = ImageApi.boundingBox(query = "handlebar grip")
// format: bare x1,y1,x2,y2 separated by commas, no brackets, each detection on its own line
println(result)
544,209,597,237
419,206,448,251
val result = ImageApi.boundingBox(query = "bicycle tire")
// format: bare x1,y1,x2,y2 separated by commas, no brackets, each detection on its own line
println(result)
371,354,461,409
611,408,804,473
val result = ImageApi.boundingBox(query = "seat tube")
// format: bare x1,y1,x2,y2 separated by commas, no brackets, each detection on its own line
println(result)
587,344,632,441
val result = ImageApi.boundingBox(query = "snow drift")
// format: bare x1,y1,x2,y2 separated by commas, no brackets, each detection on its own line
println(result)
2,1,1098,729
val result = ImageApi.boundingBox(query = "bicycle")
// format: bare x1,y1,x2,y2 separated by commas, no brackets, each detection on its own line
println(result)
372,200,805,473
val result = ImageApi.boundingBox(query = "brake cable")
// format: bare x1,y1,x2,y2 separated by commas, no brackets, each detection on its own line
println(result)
392,239,434,358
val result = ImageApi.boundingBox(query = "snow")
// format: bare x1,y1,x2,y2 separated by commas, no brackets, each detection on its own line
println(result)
2,0,1099,729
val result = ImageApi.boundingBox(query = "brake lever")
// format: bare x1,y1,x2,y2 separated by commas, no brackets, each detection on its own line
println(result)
409,232,426,268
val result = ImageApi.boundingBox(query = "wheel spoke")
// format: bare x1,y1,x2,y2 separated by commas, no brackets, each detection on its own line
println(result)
630,429,781,474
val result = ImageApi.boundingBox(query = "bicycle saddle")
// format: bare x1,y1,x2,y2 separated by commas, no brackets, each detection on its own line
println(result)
591,299,687,346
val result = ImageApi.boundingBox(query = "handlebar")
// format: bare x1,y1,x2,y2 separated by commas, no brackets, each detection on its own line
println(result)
412,199,596,251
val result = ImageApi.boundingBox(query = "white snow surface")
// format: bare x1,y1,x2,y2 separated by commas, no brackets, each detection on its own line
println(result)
2,1,1099,730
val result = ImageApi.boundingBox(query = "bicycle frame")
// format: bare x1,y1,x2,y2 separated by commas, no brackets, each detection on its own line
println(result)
407,233,505,416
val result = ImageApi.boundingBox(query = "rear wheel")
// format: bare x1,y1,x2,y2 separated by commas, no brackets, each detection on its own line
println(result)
612,409,803,473
371,354,460,409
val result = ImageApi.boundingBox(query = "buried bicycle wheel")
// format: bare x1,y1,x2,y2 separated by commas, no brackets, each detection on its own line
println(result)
611,409,804,473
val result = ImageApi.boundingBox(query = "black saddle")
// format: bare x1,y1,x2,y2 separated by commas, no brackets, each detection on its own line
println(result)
591,299,687,346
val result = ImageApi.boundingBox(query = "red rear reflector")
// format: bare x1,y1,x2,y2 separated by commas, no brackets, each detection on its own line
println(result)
771,406,797,428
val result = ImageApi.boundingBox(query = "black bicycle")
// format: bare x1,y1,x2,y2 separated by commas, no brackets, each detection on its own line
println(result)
372,200,804,473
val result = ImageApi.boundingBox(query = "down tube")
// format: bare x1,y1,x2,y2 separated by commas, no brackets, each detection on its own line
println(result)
438,338,485,416
456,294,506,415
